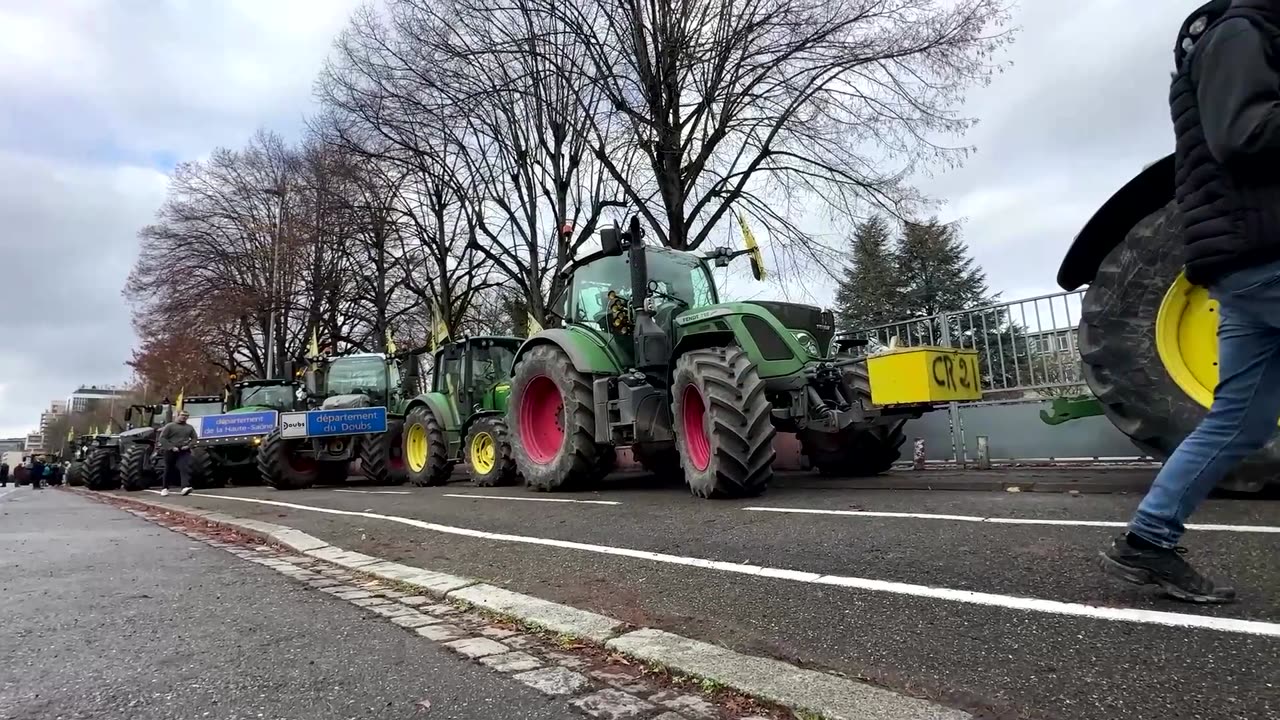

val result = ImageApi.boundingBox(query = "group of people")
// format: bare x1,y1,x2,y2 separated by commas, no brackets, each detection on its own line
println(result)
0,457,62,488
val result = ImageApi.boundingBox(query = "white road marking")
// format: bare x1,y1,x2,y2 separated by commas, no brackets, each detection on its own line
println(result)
333,489,412,495
441,493,620,506
186,493,1280,637
741,506,1280,534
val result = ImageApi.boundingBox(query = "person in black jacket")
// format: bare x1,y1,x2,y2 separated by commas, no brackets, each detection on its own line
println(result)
0,462,8,487
1101,0,1280,604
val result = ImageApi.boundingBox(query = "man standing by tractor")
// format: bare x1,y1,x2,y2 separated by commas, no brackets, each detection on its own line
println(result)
158,410,197,497
1101,0,1280,604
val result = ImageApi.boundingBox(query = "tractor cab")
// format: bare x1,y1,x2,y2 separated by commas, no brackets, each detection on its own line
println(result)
317,353,401,410
432,336,522,419
181,396,225,417
230,379,302,412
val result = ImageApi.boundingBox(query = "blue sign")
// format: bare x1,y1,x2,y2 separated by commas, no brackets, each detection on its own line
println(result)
280,407,388,439
195,411,279,439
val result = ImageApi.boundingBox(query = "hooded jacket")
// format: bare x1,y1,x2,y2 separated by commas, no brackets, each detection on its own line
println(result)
1171,0,1280,284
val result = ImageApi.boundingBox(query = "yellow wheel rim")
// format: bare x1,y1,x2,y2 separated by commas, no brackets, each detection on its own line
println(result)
406,424,428,473
471,432,496,474
1156,271,1219,410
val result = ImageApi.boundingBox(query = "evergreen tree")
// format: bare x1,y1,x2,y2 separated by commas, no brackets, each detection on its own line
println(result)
834,216,901,331
894,218,992,318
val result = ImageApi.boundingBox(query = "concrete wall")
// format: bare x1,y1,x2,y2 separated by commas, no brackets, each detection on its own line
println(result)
901,399,1148,462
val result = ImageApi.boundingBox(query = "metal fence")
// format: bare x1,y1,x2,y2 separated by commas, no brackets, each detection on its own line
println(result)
849,289,1152,464
849,290,1088,397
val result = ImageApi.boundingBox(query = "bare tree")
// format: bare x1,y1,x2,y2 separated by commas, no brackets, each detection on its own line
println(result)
532,0,1010,266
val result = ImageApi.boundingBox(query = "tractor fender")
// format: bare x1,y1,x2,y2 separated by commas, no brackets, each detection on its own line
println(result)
1057,154,1174,291
670,330,737,368
514,328,622,375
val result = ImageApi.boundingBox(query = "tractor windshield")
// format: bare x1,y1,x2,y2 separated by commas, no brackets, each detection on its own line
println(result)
182,401,223,417
572,249,716,324
236,384,296,411
326,357,388,398
470,343,517,390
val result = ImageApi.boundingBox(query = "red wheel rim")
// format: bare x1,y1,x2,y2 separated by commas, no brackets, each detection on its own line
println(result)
682,384,710,471
520,375,564,464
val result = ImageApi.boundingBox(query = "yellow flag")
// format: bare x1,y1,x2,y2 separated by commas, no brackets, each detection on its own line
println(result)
309,327,320,358
175,388,185,411
736,211,767,280
89,425,97,436
67,428,74,442
527,311,543,335
385,327,398,355
430,300,450,351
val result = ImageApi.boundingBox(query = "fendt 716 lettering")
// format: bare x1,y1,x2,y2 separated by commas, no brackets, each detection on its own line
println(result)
507,216,981,499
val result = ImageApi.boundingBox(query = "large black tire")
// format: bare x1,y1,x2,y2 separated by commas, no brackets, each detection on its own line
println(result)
120,443,153,492
799,364,905,476
465,415,519,487
189,447,218,489
66,461,85,487
671,347,776,498
360,422,408,485
258,430,317,490
403,406,451,487
1080,201,1280,493
84,447,118,491
510,344,612,492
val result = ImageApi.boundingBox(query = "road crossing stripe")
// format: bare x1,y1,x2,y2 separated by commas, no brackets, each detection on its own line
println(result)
741,506,1280,534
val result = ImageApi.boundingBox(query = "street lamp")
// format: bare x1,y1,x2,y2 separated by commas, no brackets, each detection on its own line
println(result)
261,185,286,379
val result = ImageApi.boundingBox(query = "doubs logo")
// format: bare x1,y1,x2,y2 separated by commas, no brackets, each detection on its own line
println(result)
281,416,307,435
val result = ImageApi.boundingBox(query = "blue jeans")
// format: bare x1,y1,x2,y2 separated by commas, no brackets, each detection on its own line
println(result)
1129,259,1280,548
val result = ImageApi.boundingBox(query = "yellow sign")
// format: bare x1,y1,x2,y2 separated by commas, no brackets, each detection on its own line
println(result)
866,347,982,405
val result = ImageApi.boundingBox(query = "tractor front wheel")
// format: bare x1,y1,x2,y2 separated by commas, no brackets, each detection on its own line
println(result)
403,407,450,486
361,422,407,485
671,347,775,498
1080,200,1280,492
120,443,153,492
189,447,218,489
258,430,317,490
510,344,611,492
66,461,85,487
466,416,518,487
84,447,118,491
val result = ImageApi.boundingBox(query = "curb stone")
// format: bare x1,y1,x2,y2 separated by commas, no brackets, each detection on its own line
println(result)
91,490,970,720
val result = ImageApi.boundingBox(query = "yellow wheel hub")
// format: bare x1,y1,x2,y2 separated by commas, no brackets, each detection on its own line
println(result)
1156,272,1219,410
406,424,429,473
471,432,496,474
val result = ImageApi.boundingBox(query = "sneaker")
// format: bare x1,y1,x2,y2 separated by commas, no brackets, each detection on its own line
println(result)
160,488,170,497
180,487,193,496
1100,535,1236,604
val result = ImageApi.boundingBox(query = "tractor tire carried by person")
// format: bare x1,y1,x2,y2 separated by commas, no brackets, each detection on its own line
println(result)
1080,200,1280,493
510,344,613,492
360,422,407,485
84,447,118,491
631,442,681,481
403,406,450,487
671,347,776,498
257,429,316,490
465,415,518,487
120,443,153,492
66,461,86,487
189,446,218,490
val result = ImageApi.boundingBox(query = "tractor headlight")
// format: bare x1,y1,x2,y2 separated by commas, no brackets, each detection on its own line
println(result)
792,330,819,357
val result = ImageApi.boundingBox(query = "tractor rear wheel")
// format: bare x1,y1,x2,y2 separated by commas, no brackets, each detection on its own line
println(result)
361,422,407,485
1080,200,1280,492
66,461,85,487
85,447,118,491
120,443,154,491
510,344,612,492
466,416,518,486
404,406,450,486
258,430,316,490
671,347,775,498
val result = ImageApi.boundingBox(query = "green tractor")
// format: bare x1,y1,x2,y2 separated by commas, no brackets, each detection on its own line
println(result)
189,379,302,486
257,352,411,490
400,336,523,487
507,217,979,498
83,403,168,491
65,435,97,486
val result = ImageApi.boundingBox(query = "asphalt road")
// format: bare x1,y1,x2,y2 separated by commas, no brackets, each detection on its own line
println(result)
135,469,1280,720
0,487,587,720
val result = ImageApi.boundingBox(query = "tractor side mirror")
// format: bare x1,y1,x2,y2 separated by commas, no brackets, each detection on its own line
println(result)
599,223,623,257
710,247,732,268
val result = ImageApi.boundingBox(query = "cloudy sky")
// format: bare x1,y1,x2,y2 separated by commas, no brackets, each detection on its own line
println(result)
0,0,1201,438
